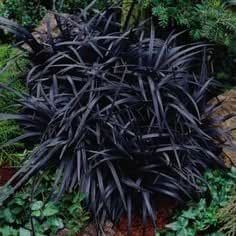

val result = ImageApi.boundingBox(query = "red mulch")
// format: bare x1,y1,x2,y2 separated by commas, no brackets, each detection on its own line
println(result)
116,198,177,236
0,166,16,186
75,197,178,236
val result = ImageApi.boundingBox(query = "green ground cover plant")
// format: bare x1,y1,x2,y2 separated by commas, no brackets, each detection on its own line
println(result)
0,169,235,235
156,167,236,236
0,175,89,236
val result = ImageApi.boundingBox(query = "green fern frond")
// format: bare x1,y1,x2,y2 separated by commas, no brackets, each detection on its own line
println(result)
152,4,169,27
149,0,236,46
0,45,27,113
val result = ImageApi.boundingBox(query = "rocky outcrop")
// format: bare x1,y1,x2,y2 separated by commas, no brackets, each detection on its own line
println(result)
212,89,236,166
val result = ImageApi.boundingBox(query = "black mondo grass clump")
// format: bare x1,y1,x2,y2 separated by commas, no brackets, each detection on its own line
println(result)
0,2,233,231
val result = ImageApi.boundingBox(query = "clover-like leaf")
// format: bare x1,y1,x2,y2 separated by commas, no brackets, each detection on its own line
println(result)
31,201,43,211
43,202,59,217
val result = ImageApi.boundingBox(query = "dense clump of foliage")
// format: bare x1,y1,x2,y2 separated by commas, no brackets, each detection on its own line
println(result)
0,175,89,235
0,45,27,111
0,0,108,28
143,0,236,47
0,3,233,231
0,0,47,28
157,168,236,236
55,0,110,13
0,45,27,166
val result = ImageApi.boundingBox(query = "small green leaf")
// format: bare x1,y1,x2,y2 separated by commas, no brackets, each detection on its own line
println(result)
48,217,64,229
43,202,59,216
178,217,189,228
182,209,197,219
15,197,25,206
209,233,225,236
11,206,23,214
177,228,188,236
32,210,41,217
166,221,182,231
0,186,14,206
3,208,14,223
31,201,43,211
19,227,31,236
0,226,18,236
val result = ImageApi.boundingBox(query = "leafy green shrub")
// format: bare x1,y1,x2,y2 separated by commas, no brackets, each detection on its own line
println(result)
0,0,47,28
0,0,108,29
145,0,236,46
0,3,233,231
56,0,88,12
0,177,89,235
56,0,109,13
156,168,236,236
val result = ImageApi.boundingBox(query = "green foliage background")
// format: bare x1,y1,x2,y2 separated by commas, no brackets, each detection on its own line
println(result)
141,0,236,86
0,0,47,28
143,0,236,46
0,45,28,166
0,0,110,28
